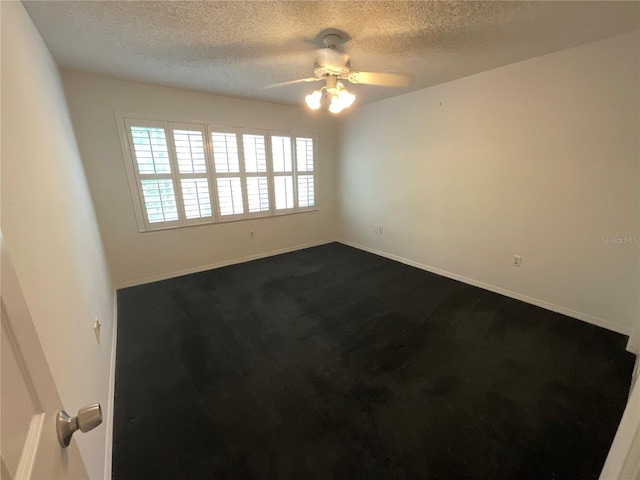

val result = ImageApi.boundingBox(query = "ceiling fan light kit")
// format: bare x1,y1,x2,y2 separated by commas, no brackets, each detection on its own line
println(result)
266,30,412,114
305,77,356,114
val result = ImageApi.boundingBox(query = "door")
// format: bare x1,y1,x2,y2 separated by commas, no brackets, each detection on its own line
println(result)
1,236,89,480
599,372,640,480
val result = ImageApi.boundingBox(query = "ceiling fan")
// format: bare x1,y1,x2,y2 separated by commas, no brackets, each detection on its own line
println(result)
264,31,413,113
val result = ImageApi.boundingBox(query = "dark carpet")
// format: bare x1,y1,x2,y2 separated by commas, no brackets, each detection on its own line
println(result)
113,242,634,480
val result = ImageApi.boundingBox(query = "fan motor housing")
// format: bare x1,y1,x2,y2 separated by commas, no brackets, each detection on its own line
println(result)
314,46,351,78
314,63,350,78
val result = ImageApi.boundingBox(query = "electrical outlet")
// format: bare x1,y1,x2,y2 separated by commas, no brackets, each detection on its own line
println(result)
249,231,255,239
94,317,101,344
512,255,522,267
378,226,383,235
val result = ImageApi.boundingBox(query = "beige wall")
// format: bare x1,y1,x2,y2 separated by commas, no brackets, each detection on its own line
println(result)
1,3,115,478
337,30,640,337
62,71,337,287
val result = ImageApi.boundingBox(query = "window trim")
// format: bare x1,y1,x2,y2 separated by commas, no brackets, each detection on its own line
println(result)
115,111,318,232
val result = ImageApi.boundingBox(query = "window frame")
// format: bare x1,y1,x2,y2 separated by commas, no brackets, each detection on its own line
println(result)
116,112,318,232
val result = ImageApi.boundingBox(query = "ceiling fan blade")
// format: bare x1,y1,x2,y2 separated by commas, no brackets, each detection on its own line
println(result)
261,77,322,90
346,71,412,88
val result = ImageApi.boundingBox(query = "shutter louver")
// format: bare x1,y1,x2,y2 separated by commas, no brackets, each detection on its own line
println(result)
217,177,244,216
246,177,269,213
140,179,178,223
274,176,294,210
212,132,240,173
173,129,206,174
181,178,212,219
297,175,315,208
243,134,267,173
271,136,292,172
296,137,314,172
130,126,171,174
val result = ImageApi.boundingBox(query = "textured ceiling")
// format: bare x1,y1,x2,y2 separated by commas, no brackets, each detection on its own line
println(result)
23,1,639,107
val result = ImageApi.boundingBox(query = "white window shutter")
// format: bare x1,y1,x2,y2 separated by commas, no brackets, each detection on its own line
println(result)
140,179,179,223
242,134,267,173
130,126,171,174
168,125,213,222
274,176,294,210
296,137,314,172
246,176,269,213
211,132,240,173
271,135,293,172
216,177,244,216
173,129,207,174
297,175,315,208
119,115,317,231
180,178,212,219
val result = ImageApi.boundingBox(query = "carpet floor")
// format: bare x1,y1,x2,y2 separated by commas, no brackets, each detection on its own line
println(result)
113,242,634,479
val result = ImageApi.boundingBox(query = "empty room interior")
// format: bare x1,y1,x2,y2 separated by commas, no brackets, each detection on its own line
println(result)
2,1,640,479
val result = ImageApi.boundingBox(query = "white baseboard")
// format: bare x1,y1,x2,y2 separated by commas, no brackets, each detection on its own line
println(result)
114,236,633,341
103,290,118,480
337,238,632,337
115,238,337,289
